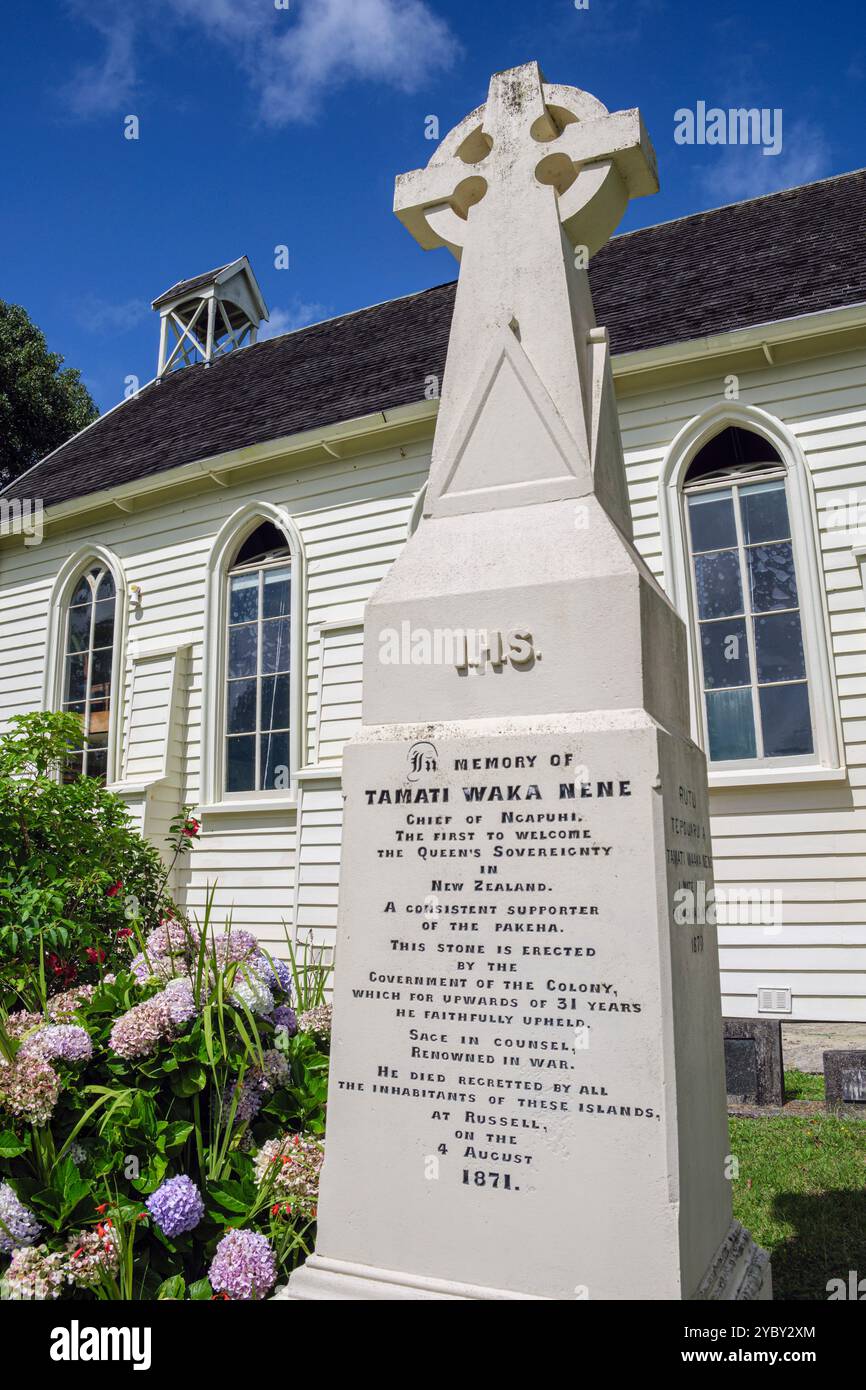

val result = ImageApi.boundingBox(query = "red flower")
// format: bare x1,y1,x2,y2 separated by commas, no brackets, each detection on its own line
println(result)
47,952,77,984
106,880,123,898
182,817,200,839
86,947,106,965
117,927,134,939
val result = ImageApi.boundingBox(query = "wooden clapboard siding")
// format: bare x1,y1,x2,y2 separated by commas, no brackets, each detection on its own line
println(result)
1,341,866,1019
621,344,866,1020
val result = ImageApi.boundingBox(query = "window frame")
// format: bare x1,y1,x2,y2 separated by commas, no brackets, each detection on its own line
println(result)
202,504,304,810
224,545,293,796
683,464,815,770
659,404,842,785
44,547,126,785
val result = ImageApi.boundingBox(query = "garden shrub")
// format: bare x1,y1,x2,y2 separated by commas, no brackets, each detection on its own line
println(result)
0,713,333,1300
0,713,176,1002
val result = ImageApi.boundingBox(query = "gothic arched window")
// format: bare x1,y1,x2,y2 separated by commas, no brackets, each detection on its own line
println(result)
224,520,293,793
683,426,814,764
61,564,118,782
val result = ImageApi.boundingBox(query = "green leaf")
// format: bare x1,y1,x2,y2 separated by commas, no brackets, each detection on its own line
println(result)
169,1062,206,1097
157,1274,186,1300
188,1278,213,1301
207,1179,252,1214
0,1128,29,1157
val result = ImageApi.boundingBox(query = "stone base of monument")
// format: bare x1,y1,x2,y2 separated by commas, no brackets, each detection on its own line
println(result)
276,1221,771,1300
277,712,770,1302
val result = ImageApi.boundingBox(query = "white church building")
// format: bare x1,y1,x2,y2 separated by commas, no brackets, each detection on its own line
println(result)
2,168,866,1023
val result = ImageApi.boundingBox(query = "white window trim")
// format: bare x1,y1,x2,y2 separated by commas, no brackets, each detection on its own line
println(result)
202,502,305,812
658,401,842,785
43,544,127,783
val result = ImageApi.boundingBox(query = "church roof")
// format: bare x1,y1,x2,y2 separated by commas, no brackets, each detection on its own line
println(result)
152,261,237,309
7,169,866,512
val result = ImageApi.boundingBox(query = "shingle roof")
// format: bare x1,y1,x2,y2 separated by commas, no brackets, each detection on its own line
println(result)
7,169,866,511
151,261,236,309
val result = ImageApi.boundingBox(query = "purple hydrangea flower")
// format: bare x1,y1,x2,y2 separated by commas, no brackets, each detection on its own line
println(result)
162,976,197,1026
271,1005,297,1037
130,952,180,985
19,1024,92,1064
209,1229,277,1301
223,1072,268,1126
109,995,173,1059
251,954,293,998
0,1056,61,1126
146,1175,205,1237
145,920,199,959
0,1182,41,1254
211,929,258,966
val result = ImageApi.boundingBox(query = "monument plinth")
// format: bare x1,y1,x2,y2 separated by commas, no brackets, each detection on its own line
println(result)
284,63,770,1301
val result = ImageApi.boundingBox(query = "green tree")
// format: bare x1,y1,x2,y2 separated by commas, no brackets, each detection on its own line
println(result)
0,301,98,487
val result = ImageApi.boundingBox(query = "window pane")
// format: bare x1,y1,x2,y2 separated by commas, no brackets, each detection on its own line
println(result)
261,731,289,789
92,598,115,650
687,490,736,552
700,618,750,689
90,649,113,701
227,678,257,734
740,481,790,545
748,541,798,612
62,752,84,784
754,612,807,684
64,653,87,703
87,700,111,736
228,624,258,678
96,572,116,601
263,569,290,618
759,683,813,757
705,688,757,761
70,577,91,606
85,749,107,781
226,735,256,792
262,618,290,674
261,674,290,730
67,603,91,653
230,573,259,625
694,550,743,620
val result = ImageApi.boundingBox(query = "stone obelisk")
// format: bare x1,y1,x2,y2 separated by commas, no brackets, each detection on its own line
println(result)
285,63,770,1301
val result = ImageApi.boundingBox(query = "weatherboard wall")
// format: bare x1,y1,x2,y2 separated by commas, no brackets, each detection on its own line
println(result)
1,347,865,1018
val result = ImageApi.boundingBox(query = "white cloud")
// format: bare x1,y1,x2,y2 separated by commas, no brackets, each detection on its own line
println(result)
697,119,832,204
62,0,459,124
258,301,329,340
62,4,138,117
72,294,151,334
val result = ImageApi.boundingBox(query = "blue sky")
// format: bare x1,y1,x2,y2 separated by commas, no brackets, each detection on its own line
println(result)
1,0,863,413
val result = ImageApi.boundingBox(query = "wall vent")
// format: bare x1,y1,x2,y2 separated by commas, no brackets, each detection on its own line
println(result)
757,987,792,1014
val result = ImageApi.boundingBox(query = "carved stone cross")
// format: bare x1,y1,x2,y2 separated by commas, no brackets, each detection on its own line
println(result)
395,63,658,521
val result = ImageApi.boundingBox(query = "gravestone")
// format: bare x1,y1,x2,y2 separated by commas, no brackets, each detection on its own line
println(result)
723,1018,784,1106
824,1050,866,1108
284,63,770,1301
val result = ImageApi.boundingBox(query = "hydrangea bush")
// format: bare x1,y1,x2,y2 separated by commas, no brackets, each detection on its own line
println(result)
0,891,331,1300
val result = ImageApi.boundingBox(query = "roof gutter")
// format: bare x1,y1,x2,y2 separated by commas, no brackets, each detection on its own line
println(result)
612,299,866,382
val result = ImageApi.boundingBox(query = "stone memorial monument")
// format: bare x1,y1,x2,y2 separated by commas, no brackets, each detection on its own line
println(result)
284,63,771,1300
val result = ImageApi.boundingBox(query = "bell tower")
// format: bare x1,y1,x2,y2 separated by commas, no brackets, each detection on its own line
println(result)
152,256,268,376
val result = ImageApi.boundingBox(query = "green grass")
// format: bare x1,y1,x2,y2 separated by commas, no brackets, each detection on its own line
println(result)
730,1108,866,1299
784,1068,826,1102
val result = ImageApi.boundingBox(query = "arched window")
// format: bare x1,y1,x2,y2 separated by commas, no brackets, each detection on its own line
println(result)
61,563,118,782
680,424,822,767
224,519,293,794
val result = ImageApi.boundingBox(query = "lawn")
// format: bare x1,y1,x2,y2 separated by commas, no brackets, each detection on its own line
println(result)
730,1071,866,1300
